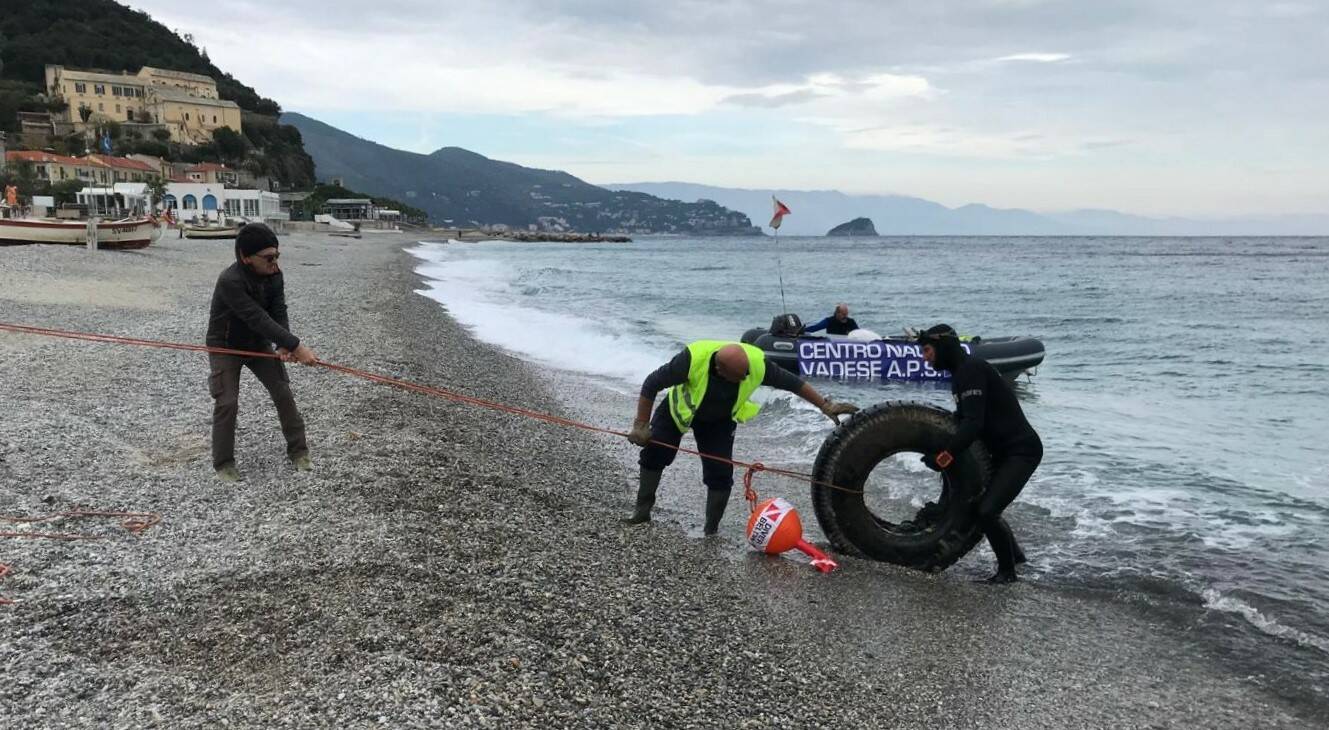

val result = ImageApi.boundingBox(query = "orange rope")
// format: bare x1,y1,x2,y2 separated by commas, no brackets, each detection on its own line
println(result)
0,322,861,501
0,511,160,605
0,510,161,539
0,321,862,603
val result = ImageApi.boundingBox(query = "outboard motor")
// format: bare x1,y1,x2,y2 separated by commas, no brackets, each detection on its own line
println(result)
769,313,804,337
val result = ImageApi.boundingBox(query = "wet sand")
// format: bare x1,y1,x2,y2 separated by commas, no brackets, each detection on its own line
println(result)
0,233,1322,727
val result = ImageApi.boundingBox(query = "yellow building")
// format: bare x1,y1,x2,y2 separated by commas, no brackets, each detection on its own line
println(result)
4,150,111,185
45,64,242,145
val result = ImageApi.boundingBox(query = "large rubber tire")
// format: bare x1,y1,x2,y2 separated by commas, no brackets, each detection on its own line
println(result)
811,401,992,572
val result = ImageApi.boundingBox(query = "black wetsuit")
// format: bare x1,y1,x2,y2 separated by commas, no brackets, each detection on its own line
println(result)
944,354,1042,573
639,348,804,492
805,315,860,335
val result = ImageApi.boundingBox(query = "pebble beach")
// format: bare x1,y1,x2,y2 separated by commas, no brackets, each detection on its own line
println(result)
0,232,1323,728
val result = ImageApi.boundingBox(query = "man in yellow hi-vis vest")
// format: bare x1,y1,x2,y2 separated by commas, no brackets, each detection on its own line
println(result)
625,341,858,534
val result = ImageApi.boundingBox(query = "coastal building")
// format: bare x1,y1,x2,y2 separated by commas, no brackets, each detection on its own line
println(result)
14,111,58,149
76,182,150,217
127,154,172,179
161,182,285,224
4,150,109,184
223,189,284,221
184,162,239,186
44,64,242,145
161,181,225,222
278,191,312,219
3,151,161,185
84,154,158,183
322,198,378,220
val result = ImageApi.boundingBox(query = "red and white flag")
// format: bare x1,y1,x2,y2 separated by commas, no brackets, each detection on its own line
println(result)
769,196,791,230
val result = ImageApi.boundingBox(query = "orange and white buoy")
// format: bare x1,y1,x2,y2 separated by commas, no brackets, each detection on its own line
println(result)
745,497,838,573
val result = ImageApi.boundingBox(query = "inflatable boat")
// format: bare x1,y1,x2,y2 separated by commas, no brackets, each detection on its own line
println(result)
740,315,1044,382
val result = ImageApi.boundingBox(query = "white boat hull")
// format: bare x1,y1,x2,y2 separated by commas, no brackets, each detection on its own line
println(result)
0,218,160,250
183,226,240,240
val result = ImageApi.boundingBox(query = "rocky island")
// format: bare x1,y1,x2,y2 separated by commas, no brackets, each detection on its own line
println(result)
827,217,878,236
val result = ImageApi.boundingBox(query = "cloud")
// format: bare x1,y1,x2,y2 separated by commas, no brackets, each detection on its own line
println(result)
993,52,1071,63
123,0,1329,214
723,89,828,108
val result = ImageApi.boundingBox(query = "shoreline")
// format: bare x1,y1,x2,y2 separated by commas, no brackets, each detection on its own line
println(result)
0,233,1323,726
428,228,632,243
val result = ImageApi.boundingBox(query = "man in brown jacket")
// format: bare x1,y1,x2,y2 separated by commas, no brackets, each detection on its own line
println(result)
206,223,317,482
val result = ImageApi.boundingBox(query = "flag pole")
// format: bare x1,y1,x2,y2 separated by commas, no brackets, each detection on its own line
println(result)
770,196,791,314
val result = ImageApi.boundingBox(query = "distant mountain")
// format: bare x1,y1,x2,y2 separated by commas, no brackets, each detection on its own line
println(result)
283,113,760,234
608,182,1329,236
827,217,877,236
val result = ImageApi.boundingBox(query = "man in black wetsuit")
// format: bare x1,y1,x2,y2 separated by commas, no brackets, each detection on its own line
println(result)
803,303,859,335
625,341,858,535
917,324,1041,583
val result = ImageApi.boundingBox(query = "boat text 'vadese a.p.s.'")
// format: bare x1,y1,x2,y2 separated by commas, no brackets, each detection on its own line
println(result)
741,314,1045,383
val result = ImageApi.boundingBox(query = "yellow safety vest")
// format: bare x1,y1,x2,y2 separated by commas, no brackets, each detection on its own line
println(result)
667,340,766,431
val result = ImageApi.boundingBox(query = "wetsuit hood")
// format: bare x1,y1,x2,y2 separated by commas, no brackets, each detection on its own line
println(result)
917,323,965,371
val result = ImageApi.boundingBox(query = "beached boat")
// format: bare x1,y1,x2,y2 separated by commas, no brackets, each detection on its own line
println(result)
182,224,240,240
0,217,160,250
741,315,1044,382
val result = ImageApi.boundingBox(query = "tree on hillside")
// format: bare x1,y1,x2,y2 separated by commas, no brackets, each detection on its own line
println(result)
0,1,302,181
0,1,281,115
0,79,40,133
135,140,169,158
63,134,87,156
213,126,246,161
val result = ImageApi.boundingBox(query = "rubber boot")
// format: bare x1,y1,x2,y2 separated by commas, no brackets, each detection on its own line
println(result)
215,463,241,483
622,469,662,525
703,488,730,536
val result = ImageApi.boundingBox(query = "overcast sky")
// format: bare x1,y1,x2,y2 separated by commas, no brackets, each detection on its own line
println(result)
130,0,1328,216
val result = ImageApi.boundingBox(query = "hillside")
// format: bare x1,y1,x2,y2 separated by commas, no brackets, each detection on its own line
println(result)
608,182,1066,236
609,182,1329,236
0,0,314,188
0,0,278,114
283,112,760,234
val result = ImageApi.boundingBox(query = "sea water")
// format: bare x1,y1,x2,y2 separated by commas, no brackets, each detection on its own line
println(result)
409,235,1329,703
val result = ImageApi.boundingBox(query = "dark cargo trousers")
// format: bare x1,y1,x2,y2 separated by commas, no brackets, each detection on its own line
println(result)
209,353,307,469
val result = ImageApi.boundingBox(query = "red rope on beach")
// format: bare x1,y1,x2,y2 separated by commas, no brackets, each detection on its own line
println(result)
0,322,862,501
743,463,765,513
0,510,162,540
0,511,161,605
